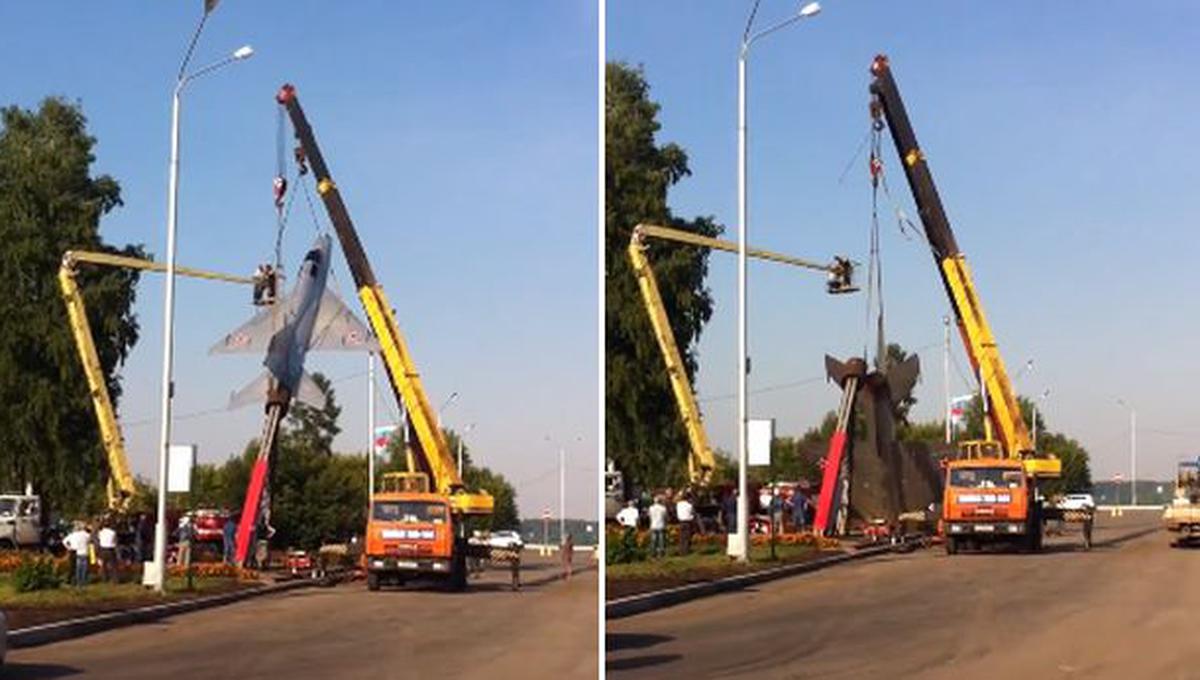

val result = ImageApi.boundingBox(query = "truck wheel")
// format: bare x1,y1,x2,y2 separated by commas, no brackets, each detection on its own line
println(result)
945,537,958,555
367,572,380,591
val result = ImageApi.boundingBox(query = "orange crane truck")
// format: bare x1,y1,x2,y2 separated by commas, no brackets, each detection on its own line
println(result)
869,55,1091,553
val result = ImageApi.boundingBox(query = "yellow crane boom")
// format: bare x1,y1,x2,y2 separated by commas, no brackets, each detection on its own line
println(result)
58,250,253,509
276,84,492,515
628,223,855,485
869,54,1058,477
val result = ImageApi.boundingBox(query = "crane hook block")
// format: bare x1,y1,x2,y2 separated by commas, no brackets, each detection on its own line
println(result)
276,84,296,105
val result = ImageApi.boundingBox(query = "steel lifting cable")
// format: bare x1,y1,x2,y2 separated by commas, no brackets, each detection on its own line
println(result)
273,105,290,271
864,121,885,365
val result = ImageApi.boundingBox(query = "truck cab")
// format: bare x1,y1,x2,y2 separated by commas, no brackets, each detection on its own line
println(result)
364,473,458,590
1163,458,1200,546
0,495,43,549
942,442,1040,554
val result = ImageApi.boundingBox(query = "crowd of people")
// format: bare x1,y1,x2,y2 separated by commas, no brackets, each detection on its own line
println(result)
55,510,246,587
615,484,818,559
59,515,144,587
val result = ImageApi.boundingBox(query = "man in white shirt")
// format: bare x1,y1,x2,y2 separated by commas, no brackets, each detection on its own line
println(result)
615,500,640,556
616,500,639,529
675,495,695,556
62,523,91,587
97,519,119,583
647,497,668,558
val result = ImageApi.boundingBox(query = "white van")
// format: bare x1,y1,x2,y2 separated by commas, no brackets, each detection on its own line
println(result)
0,494,44,548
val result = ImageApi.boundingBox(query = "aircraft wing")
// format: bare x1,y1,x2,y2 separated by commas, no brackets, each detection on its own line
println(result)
309,288,379,352
210,306,280,355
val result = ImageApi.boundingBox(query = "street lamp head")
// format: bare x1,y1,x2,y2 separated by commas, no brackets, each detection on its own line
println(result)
232,45,254,60
798,2,822,18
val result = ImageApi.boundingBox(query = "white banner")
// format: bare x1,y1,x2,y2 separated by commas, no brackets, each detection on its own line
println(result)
167,444,196,493
748,419,774,466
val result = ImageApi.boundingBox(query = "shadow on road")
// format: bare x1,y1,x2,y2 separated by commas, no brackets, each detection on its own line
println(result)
1,662,82,679
606,654,683,673
606,632,673,652
1092,525,1160,549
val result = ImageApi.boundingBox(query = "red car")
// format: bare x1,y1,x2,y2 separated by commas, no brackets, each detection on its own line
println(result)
189,509,230,543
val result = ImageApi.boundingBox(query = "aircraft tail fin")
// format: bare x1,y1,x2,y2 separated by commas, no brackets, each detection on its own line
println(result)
228,372,272,410
295,371,327,410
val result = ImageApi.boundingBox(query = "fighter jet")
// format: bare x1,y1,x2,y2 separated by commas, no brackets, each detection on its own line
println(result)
212,234,375,565
211,234,376,410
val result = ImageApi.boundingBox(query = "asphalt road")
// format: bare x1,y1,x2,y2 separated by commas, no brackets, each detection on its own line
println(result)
608,512,1195,679
6,554,598,679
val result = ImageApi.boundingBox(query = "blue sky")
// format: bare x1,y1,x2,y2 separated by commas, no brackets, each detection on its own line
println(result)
608,1,1200,485
1,2,598,520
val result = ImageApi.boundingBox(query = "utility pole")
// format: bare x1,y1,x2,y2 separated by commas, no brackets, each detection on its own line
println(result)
943,315,951,444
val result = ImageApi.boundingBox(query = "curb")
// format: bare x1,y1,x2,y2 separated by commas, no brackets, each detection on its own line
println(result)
606,542,901,620
8,578,316,649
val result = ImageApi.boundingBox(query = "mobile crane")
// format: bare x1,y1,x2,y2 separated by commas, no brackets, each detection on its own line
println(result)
58,250,253,510
626,223,855,498
868,54,1088,553
276,84,495,590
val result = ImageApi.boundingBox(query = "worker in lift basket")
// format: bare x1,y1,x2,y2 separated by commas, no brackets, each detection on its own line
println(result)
252,264,277,306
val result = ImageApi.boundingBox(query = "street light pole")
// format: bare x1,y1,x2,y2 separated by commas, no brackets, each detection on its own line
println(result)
545,435,581,545
457,423,475,477
437,391,459,429
1031,389,1049,449
735,0,821,564
1131,408,1137,506
152,7,253,593
559,445,566,544
1118,399,1137,506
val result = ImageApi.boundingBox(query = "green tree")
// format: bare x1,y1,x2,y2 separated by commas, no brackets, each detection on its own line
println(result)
960,394,1045,443
0,98,144,515
760,436,822,485
945,393,1092,493
606,62,722,491
269,374,363,548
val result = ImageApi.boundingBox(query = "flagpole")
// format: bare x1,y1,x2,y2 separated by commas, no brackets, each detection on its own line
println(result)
368,352,376,502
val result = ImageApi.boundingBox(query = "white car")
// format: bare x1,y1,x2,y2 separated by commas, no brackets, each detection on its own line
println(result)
487,530,524,551
1058,493,1096,511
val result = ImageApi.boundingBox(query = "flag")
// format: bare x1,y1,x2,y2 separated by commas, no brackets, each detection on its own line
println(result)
373,425,397,457
949,394,973,430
